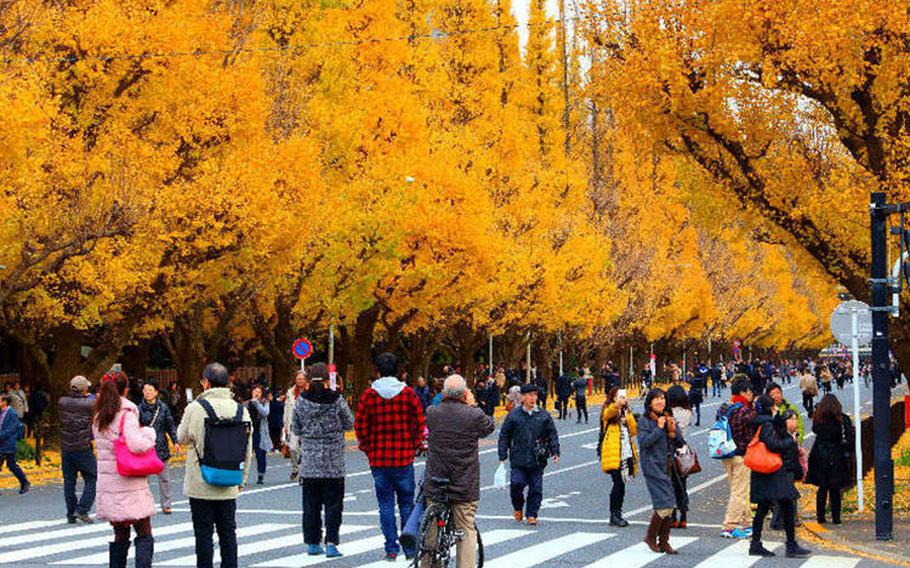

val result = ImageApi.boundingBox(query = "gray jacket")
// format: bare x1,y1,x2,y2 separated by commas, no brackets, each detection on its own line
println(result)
637,412,685,510
292,388,354,479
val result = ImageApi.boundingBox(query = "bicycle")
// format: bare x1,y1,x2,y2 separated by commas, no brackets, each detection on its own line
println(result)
412,477,484,568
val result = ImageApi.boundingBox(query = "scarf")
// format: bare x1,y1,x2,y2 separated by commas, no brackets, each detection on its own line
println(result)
731,394,751,407
294,385,305,399
618,411,633,482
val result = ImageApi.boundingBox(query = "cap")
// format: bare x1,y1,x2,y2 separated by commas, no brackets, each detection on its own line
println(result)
70,376,91,392
519,383,539,394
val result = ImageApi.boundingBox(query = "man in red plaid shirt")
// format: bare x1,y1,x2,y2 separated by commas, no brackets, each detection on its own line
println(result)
355,352,426,561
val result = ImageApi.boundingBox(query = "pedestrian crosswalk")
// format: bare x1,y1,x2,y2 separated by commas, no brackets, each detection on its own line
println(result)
0,518,868,567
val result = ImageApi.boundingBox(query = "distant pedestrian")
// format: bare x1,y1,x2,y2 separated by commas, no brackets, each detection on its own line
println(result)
638,388,684,554
92,372,156,568
572,374,589,424
292,363,355,558
747,397,811,558
355,353,426,561
688,365,707,425
555,373,572,420
799,368,818,415
482,379,499,417
26,385,49,438
498,384,560,526
807,394,854,525
268,390,285,450
246,385,272,485
7,381,27,419
177,363,252,568
139,380,179,514
597,387,637,527
414,376,432,411
283,371,308,481
59,376,96,522
0,393,29,494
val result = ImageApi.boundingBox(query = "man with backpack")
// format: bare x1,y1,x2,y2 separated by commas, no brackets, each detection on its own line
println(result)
177,363,252,568
714,375,757,539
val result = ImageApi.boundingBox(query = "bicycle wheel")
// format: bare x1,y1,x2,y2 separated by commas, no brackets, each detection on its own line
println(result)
475,524,484,568
413,504,449,568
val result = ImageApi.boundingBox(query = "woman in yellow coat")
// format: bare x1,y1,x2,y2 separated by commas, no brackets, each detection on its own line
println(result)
597,386,638,527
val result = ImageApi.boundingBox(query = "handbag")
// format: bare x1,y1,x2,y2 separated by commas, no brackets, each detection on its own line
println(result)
114,412,165,477
743,427,782,474
674,444,702,476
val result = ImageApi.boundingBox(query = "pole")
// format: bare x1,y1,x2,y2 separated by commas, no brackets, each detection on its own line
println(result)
489,334,494,377
526,331,532,383
851,309,864,512
629,346,634,384
558,330,564,377
707,337,712,366
870,191,894,540
328,324,335,367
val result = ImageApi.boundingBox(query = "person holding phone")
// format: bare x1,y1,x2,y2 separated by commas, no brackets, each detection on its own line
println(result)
597,387,637,527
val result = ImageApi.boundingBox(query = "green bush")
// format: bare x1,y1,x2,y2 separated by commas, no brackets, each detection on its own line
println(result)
16,439,35,462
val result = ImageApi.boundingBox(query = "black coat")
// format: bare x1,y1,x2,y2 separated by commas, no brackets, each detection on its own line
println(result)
806,414,855,490
139,399,178,461
58,393,94,452
498,406,560,470
555,375,573,398
425,399,495,502
749,414,802,503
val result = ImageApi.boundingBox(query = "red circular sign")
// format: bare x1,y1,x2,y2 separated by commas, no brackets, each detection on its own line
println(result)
292,338,313,360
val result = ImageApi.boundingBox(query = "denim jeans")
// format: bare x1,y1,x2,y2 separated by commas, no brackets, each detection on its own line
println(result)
61,449,97,517
509,466,544,518
0,453,28,488
189,498,237,568
371,465,416,557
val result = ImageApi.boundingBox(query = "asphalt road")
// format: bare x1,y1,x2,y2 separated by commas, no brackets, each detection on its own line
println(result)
0,379,893,567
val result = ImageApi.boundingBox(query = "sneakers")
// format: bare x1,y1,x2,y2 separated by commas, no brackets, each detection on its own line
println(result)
75,513,93,524
721,527,751,539
527,517,538,526
383,552,397,562
162,507,172,515
18,483,30,495
513,511,523,523
307,544,324,556
325,544,342,558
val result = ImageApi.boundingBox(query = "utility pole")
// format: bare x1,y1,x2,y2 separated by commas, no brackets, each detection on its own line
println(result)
870,192,894,540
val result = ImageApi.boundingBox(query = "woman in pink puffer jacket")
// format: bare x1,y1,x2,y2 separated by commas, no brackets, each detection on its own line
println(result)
92,372,157,568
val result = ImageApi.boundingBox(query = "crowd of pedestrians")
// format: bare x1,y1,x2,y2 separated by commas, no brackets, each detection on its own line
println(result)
0,350,885,567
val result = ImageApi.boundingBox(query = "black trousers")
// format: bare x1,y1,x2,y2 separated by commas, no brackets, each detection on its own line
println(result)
575,396,588,422
608,470,625,514
190,498,238,568
753,499,795,544
816,485,842,523
556,396,569,420
302,477,345,545
802,392,815,415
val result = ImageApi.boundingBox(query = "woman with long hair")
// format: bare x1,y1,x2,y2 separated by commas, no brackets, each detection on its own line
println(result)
665,385,692,528
747,395,811,558
597,387,638,527
92,372,157,568
638,388,685,554
807,394,854,524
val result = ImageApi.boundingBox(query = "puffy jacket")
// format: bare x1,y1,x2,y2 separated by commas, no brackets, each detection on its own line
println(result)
139,398,178,461
93,398,157,522
425,398,495,502
58,393,95,452
292,387,354,479
177,387,253,500
498,405,560,469
598,403,638,474
0,407,24,454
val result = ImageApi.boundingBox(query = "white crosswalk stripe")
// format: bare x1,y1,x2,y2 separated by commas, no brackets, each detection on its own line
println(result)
52,523,295,565
584,537,697,568
691,539,782,568
0,519,870,567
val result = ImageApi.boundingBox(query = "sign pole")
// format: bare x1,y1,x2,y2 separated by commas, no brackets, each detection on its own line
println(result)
851,309,864,512
489,334,494,377
558,330,564,377
526,331,532,383
328,324,335,367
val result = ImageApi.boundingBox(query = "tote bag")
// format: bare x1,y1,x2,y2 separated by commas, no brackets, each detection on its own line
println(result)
114,412,164,477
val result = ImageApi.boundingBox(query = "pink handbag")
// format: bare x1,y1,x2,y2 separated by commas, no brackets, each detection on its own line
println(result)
114,412,164,477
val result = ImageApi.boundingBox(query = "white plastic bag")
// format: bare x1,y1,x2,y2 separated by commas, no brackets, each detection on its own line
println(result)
493,462,508,489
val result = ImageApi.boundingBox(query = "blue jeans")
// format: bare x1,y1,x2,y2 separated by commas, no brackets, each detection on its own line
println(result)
510,466,544,518
252,431,267,476
61,449,97,517
371,465,416,557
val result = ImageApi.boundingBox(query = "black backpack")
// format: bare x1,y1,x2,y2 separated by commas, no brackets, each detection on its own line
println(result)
194,399,250,487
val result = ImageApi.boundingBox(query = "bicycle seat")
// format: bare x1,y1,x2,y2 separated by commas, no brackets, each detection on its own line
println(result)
431,477,452,487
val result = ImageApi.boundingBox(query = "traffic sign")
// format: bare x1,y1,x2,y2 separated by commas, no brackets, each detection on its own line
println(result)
830,300,873,347
292,338,313,360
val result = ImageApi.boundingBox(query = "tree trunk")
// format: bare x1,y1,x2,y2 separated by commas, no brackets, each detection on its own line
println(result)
342,304,380,407
121,339,151,381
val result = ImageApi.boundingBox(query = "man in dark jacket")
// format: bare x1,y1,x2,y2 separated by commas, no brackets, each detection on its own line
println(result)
554,374,572,420
139,380,179,514
497,384,560,525
424,375,495,568
58,376,96,521
571,375,588,423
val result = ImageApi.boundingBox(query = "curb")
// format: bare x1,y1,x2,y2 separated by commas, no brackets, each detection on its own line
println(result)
801,521,910,567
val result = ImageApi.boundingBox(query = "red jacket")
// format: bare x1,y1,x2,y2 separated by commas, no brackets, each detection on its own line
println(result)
355,380,426,468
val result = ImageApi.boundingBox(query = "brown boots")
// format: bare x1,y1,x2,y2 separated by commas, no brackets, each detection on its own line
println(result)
644,512,662,552
659,516,677,554
643,513,678,554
